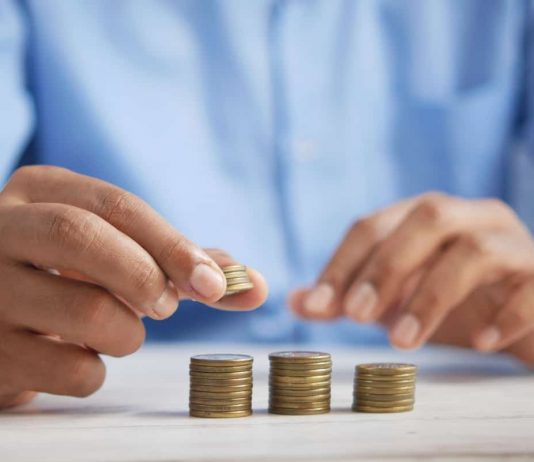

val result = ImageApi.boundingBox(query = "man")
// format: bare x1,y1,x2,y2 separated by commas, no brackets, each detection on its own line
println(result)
1,0,534,409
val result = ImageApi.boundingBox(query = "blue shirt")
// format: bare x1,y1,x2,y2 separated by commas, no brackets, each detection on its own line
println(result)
2,0,534,343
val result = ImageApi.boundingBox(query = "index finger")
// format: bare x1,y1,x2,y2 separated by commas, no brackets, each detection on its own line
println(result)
4,166,227,304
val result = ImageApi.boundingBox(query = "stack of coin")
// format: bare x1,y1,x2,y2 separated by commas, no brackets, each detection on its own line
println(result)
222,265,254,296
353,363,416,413
269,351,332,415
189,354,253,418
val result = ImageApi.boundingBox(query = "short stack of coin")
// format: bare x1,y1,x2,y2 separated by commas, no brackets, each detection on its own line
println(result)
353,363,416,413
222,265,254,296
189,354,253,418
269,351,332,415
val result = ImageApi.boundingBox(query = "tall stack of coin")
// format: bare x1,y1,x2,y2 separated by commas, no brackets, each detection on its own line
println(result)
269,351,332,415
353,363,416,413
189,354,253,418
222,265,254,296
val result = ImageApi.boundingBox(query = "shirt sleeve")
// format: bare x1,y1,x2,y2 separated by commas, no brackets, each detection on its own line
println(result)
508,1,534,231
0,0,34,185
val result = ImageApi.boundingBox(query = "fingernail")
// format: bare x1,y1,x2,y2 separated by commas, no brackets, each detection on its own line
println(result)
190,263,225,299
304,283,334,314
153,282,179,319
390,313,421,348
476,326,501,351
345,282,377,320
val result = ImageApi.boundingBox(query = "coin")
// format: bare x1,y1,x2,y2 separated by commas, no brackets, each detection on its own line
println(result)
269,361,332,370
269,407,330,415
223,277,251,285
269,374,331,383
355,392,414,401
190,384,252,393
355,398,415,408
354,377,415,388
268,386,331,397
269,381,331,391
352,362,416,414
268,400,330,409
269,351,331,363
269,367,332,377
189,365,252,373
190,354,253,366
190,378,253,387
189,403,251,412
270,394,331,403
190,409,252,418
190,397,251,406
356,363,416,375
190,370,253,379
190,391,252,400
225,282,254,295
222,265,247,273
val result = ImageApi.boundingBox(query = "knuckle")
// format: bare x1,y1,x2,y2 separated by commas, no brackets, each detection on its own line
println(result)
128,258,161,296
99,189,141,225
413,193,450,225
47,208,103,252
457,234,491,258
67,353,106,397
158,235,192,267
349,216,380,241
373,255,404,281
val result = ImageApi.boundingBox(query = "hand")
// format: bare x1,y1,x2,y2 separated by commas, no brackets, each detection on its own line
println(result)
0,166,268,409
290,192,534,365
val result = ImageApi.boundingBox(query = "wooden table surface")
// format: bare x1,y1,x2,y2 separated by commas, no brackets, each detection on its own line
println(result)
1,344,533,462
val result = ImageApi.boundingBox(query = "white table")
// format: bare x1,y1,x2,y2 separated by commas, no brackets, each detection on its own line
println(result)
1,344,533,462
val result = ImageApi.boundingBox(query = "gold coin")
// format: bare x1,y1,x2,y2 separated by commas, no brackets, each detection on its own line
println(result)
355,392,414,401
269,361,332,370
222,265,247,272
356,377,415,386
270,394,331,403
355,384,415,394
354,404,414,413
226,282,254,290
355,398,415,408
223,274,249,282
225,284,255,295
356,363,417,375
356,374,416,383
223,277,251,285
190,370,252,379
189,403,251,412
269,351,331,363
190,354,253,367
190,390,252,399
189,398,251,406
269,400,330,409
190,384,252,393
269,380,331,390
190,379,253,388
269,374,331,383
189,365,252,373
269,386,331,397
270,367,332,377
190,409,252,418
269,407,330,415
